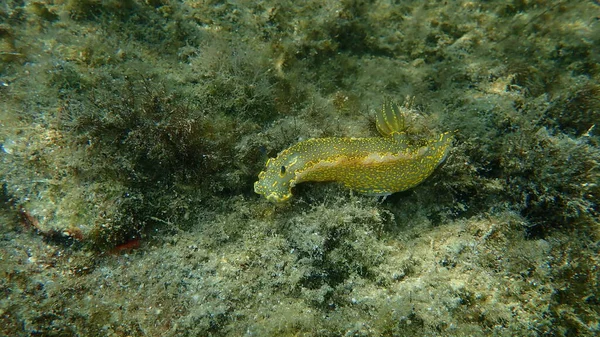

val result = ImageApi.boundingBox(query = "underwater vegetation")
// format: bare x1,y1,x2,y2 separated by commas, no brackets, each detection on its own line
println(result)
0,0,599,336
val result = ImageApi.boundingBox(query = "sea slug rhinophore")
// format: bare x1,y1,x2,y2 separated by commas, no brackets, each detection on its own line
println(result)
254,101,452,202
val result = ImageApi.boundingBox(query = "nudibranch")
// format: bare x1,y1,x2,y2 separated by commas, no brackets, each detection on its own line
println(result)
254,101,452,202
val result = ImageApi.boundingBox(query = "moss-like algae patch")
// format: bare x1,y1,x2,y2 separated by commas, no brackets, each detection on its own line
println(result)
0,0,599,336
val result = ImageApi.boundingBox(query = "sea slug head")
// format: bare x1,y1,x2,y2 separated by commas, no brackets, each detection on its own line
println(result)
254,152,302,202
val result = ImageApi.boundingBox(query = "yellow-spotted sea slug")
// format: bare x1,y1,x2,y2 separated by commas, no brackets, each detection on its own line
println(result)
254,101,452,202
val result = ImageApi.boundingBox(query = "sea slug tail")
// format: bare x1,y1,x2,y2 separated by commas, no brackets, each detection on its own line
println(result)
429,131,453,164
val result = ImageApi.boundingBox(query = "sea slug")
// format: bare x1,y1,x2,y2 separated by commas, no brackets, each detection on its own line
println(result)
254,101,452,202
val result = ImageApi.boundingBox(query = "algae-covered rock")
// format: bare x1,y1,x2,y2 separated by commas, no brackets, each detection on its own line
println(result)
0,0,599,336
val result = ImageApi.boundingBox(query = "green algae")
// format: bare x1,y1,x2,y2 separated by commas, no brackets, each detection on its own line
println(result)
1,0,599,336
